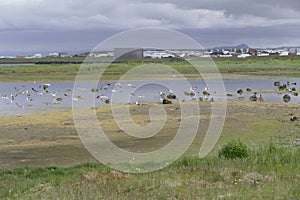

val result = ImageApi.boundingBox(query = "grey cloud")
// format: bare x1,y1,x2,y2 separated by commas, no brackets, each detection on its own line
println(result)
0,0,299,54
182,23,300,48
137,0,300,20
0,29,120,54
1,0,300,31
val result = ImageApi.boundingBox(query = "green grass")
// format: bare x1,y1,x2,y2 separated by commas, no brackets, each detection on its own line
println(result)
0,56,86,63
219,139,249,159
0,56,300,82
0,142,299,199
1,56,300,199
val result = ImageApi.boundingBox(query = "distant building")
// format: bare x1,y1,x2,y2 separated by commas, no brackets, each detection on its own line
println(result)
49,52,59,57
222,50,231,55
219,54,232,58
88,52,114,57
248,49,258,55
266,49,277,55
0,56,14,59
241,48,249,53
200,55,211,58
237,54,251,58
289,48,297,54
59,52,70,58
219,50,232,58
114,48,143,62
144,51,175,59
16,55,26,59
257,53,269,57
33,53,42,58
279,51,289,56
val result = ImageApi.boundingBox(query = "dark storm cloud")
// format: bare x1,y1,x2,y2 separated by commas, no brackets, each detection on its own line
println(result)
138,0,300,19
0,0,299,54
182,23,300,48
1,0,299,30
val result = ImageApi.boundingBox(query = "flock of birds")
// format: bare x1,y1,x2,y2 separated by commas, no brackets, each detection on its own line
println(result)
230,80,299,122
230,80,299,104
0,82,72,108
0,80,299,112
0,81,215,108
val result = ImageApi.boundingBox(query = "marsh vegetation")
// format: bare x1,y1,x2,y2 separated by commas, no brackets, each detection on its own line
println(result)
0,57,299,199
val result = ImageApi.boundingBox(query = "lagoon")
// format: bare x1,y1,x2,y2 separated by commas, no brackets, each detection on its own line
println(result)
0,78,299,116
0,63,34,67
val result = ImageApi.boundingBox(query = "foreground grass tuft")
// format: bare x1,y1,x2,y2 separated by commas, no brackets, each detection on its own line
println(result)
219,139,249,159
0,142,299,199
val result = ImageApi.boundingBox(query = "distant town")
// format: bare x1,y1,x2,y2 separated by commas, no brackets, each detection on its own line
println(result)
1,44,300,60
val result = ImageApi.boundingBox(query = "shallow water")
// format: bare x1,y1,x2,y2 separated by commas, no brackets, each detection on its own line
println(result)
0,63,34,67
0,78,299,116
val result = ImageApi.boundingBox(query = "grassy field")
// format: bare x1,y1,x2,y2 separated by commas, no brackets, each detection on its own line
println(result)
0,56,300,82
1,143,299,199
0,56,86,64
0,101,300,199
0,57,300,199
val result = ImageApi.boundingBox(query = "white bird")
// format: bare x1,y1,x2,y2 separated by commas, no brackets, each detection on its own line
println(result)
32,87,43,95
10,94,15,103
49,92,57,97
1,95,9,100
15,102,25,108
101,85,109,90
97,95,109,101
126,83,135,88
52,98,61,104
73,97,79,102
115,83,122,88
159,92,165,97
190,87,196,93
21,90,29,95
77,87,87,91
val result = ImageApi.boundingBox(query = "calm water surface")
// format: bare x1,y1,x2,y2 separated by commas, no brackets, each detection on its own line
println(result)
0,78,299,116
0,63,34,67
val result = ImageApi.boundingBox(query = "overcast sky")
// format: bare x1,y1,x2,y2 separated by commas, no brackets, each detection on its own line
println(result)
1,0,300,55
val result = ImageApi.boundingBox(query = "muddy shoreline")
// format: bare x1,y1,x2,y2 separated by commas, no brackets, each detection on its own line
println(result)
0,101,299,169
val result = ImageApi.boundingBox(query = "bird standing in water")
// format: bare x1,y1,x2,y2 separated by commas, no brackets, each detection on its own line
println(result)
258,94,264,102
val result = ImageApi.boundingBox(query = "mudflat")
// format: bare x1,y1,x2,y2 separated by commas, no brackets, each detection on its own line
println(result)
1,101,299,169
